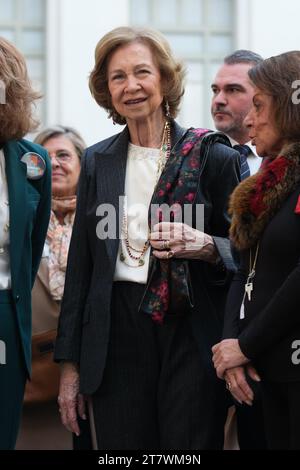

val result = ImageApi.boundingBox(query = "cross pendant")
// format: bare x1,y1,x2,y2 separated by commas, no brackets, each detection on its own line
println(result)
245,282,253,301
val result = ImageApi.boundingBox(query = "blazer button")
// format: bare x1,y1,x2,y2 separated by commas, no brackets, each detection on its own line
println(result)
15,295,20,302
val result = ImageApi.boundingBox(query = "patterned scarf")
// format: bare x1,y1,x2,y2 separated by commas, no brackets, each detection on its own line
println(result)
140,128,230,323
47,196,76,301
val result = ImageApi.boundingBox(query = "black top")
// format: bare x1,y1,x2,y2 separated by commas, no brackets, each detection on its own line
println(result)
223,186,300,381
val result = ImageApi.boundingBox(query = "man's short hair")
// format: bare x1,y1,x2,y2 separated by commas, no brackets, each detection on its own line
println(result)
224,49,263,67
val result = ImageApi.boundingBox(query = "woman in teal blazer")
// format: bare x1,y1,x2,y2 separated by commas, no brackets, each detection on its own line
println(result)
0,38,51,449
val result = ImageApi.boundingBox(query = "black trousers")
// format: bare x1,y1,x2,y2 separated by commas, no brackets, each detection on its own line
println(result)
261,380,300,450
0,290,26,450
236,376,267,449
92,282,227,450
73,416,92,449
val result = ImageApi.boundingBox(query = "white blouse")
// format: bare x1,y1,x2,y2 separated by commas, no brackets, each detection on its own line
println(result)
0,149,11,289
114,143,161,284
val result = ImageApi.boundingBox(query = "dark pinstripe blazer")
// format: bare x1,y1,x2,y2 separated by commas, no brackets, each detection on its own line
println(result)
54,121,240,394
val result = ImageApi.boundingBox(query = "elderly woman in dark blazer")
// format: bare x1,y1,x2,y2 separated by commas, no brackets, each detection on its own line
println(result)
0,37,51,449
54,26,240,450
213,51,300,450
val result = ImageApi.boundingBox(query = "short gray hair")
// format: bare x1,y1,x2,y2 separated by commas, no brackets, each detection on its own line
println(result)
34,125,86,160
224,49,263,67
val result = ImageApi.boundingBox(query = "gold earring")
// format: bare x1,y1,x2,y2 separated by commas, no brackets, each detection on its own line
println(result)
165,100,170,118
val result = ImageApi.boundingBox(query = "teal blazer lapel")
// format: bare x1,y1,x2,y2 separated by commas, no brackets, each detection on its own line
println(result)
3,141,27,292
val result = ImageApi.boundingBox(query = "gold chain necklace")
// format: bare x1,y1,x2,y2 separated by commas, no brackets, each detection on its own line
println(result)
120,121,171,267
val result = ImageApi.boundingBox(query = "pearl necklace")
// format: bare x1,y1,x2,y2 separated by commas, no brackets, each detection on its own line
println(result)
120,121,171,267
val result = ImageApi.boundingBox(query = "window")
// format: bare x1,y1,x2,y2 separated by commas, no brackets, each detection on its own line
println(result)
0,0,47,122
130,0,235,127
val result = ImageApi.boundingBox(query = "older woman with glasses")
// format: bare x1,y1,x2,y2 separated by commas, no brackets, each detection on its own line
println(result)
16,126,87,450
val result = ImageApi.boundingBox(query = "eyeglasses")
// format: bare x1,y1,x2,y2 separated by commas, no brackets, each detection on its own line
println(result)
49,151,74,164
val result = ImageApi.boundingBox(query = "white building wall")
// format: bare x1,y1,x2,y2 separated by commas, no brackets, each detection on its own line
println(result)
45,0,300,145
235,0,300,58
46,0,129,145
249,0,300,57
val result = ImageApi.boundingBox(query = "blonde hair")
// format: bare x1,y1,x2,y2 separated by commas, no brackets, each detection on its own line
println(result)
0,37,40,142
89,26,185,125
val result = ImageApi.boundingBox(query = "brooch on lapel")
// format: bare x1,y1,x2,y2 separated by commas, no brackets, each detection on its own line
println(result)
21,152,46,180
295,195,300,215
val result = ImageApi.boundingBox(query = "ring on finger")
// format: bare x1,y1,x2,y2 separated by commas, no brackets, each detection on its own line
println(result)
226,381,232,391
162,239,170,250
166,250,174,259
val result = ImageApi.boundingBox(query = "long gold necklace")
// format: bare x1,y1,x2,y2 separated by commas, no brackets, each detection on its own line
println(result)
120,121,171,267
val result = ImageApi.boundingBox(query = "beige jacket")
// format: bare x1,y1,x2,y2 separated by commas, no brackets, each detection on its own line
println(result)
31,251,60,335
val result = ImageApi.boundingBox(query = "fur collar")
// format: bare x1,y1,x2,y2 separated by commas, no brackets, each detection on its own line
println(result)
229,142,300,250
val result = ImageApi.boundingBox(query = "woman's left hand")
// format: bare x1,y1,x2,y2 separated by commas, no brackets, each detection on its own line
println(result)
58,362,86,436
212,339,250,379
223,365,260,406
150,222,218,263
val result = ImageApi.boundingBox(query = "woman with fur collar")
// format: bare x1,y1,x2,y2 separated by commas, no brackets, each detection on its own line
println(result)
212,51,300,450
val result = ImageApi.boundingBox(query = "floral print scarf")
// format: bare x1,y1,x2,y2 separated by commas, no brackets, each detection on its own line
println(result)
140,128,229,323
47,196,76,301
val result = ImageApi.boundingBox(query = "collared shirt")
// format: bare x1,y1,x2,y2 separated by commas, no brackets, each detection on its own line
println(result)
229,138,261,176
0,149,11,289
